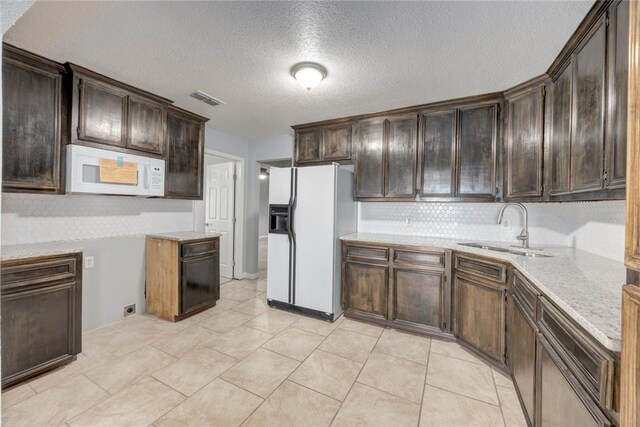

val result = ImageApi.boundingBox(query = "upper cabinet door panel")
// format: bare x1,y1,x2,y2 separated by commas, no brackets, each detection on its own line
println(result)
2,52,63,192
295,129,322,164
385,115,417,198
550,64,573,195
570,18,606,193
127,96,165,155
78,78,127,147
506,88,544,199
355,118,386,198
165,111,204,199
323,124,352,161
606,0,629,189
420,110,457,197
457,104,498,198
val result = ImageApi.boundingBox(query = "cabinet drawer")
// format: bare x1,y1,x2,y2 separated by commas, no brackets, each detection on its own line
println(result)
454,254,507,284
392,249,445,268
538,297,614,410
512,270,539,317
181,240,218,258
345,244,389,262
1,256,78,292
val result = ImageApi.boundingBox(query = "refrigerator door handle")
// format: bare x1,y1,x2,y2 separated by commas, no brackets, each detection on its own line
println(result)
287,168,298,305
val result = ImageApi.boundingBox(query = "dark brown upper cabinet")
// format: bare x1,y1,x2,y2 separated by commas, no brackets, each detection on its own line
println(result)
68,63,171,157
504,79,546,201
295,128,322,164
2,44,66,193
546,1,628,201
293,122,352,165
385,114,418,198
323,123,352,161
355,115,417,200
605,0,629,190
457,104,499,199
165,106,207,200
419,110,457,198
570,16,607,193
76,77,127,148
549,63,573,196
418,99,499,201
127,96,166,155
354,117,386,198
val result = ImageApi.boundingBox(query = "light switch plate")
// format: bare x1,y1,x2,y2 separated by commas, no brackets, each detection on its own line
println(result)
84,256,95,269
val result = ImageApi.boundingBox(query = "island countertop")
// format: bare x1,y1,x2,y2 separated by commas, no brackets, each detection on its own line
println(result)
340,232,625,352
146,231,222,242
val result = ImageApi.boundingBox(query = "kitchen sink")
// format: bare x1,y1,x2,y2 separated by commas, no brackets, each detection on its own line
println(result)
458,242,553,258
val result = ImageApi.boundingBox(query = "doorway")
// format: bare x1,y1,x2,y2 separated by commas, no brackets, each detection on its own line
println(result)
195,151,245,282
257,158,292,275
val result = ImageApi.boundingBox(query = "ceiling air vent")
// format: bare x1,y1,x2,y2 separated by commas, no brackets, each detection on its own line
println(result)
190,90,225,107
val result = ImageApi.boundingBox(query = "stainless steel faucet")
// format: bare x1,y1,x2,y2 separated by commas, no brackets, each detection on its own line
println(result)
497,202,529,249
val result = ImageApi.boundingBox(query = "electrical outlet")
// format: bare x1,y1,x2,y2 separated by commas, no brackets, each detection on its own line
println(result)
84,256,95,269
501,219,511,230
124,304,136,316
405,217,411,226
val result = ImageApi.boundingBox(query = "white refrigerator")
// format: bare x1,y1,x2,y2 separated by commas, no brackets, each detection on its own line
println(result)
267,164,356,321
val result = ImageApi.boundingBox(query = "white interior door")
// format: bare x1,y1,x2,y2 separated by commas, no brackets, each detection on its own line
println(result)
205,162,235,279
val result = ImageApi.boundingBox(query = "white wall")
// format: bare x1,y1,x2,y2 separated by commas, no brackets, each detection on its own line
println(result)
258,173,269,237
1,1,36,34
358,200,626,262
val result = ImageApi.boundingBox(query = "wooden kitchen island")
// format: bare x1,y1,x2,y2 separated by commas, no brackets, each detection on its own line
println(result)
146,232,221,322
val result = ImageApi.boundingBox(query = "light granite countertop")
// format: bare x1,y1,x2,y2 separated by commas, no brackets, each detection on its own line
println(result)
146,231,222,242
341,232,626,352
2,241,84,262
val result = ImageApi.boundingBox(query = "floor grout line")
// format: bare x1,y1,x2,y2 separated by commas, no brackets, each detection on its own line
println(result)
417,344,432,426
423,382,503,408
327,326,385,425
491,365,509,427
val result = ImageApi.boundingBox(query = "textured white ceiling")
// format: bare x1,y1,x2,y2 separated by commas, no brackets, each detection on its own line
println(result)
5,1,593,140
1,1,35,35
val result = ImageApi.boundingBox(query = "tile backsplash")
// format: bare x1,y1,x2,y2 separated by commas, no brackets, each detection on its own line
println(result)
357,200,626,262
2,193,195,245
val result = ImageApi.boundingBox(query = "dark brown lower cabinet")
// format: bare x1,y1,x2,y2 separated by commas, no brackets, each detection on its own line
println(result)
536,335,612,427
391,268,445,332
1,253,83,389
342,242,449,336
454,274,507,364
509,295,537,426
341,242,620,425
146,236,220,321
181,250,219,317
343,260,388,320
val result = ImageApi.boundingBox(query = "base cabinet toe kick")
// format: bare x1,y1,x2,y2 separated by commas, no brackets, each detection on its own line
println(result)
341,241,620,426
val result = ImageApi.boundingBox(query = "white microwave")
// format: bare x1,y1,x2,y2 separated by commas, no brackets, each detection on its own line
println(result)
66,145,165,197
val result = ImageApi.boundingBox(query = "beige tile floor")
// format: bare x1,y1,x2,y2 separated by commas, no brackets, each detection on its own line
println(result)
1,270,528,426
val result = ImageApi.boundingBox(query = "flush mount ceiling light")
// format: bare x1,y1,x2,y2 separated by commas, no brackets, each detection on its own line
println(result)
290,62,327,91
